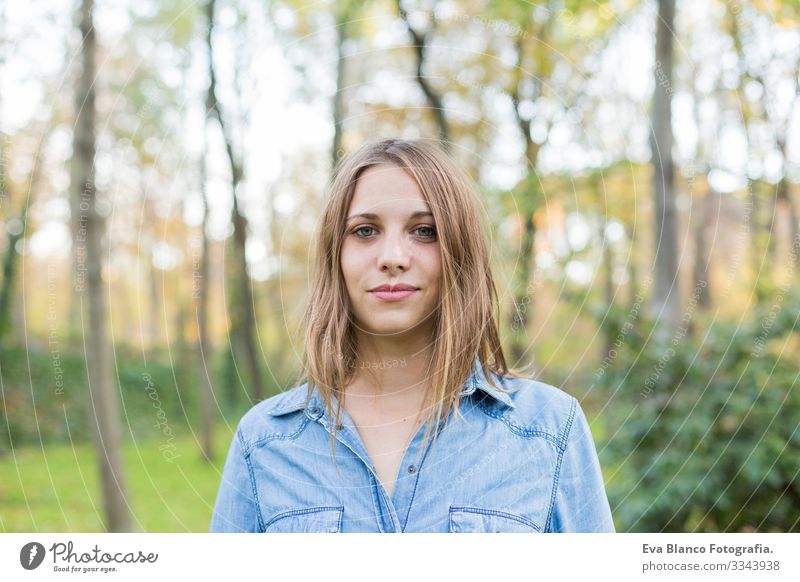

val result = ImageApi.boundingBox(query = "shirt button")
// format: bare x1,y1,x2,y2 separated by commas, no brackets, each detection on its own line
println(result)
309,407,320,416
336,423,344,430
407,464,417,474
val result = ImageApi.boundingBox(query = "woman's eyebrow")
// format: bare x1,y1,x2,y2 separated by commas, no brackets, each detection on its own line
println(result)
345,210,434,222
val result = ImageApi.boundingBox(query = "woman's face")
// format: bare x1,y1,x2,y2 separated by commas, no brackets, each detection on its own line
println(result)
340,162,442,340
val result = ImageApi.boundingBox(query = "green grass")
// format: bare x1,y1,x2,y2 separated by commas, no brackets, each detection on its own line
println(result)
0,424,236,532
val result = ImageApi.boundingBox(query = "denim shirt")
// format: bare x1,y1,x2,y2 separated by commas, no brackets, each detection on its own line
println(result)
210,360,615,533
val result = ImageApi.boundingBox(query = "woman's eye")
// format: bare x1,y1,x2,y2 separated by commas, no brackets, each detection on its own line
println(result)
353,226,376,237
415,225,437,239
352,225,436,239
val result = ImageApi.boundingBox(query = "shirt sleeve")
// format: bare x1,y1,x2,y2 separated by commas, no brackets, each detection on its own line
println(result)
209,428,263,532
546,398,616,532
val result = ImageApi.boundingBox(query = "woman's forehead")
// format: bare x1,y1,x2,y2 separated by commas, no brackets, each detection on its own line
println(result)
348,163,430,216
345,208,434,223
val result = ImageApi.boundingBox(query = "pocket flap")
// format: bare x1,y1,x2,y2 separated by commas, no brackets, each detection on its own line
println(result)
449,506,540,533
265,506,343,533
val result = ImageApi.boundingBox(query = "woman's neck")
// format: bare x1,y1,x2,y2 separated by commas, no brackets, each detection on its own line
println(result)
345,332,435,413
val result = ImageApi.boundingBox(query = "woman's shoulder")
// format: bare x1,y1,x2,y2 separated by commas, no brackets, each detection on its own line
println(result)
483,372,583,446
234,382,315,447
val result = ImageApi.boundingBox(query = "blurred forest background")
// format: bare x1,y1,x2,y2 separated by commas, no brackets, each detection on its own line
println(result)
0,0,798,533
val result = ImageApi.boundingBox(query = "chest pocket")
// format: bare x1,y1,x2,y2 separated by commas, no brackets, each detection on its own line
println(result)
449,506,540,533
264,506,343,533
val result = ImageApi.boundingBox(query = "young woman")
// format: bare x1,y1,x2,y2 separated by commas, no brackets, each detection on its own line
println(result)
210,138,614,533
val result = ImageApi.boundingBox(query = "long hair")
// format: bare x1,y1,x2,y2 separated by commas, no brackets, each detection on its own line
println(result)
301,138,523,460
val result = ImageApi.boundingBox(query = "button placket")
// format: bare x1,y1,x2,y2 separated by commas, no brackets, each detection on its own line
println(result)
395,410,455,532
308,394,402,533
388,419,437,532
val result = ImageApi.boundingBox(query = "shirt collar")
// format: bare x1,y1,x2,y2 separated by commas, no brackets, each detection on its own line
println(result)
459,358,516,409
267,357,515,417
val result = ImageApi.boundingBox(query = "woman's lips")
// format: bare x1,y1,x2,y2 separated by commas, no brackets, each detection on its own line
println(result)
371,289,417,301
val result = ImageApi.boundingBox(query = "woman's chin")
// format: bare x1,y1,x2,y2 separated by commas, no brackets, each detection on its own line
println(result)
359,319,429,338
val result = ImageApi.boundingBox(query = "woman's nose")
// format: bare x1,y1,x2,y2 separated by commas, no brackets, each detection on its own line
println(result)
378,232,410,273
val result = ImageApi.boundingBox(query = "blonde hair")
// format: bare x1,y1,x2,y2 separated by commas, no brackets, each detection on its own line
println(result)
301,138,523,460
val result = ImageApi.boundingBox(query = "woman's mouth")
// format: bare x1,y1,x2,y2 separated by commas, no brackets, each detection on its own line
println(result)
371,289,417,301
370,285,418,302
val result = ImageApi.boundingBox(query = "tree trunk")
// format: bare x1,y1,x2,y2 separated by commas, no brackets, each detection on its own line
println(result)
649,0,681,332
728,10,763,292
74,0,131,532
395,0,450,149
775,135,800,273
149,250,160,345
0,130,48,343
505,28,547,370
692,190,713,310
750,180,760,282
601,217,616,358
508,210,536,367
331,3,351,171
0,0,37,346
197,126,215,462
766,187,778,270
0,205,26,345
205,0,263,401
628,226,640,311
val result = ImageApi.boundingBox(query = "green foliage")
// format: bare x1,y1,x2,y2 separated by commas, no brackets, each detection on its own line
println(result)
595,293,800,532
0,339,292,453
0,345,202,452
